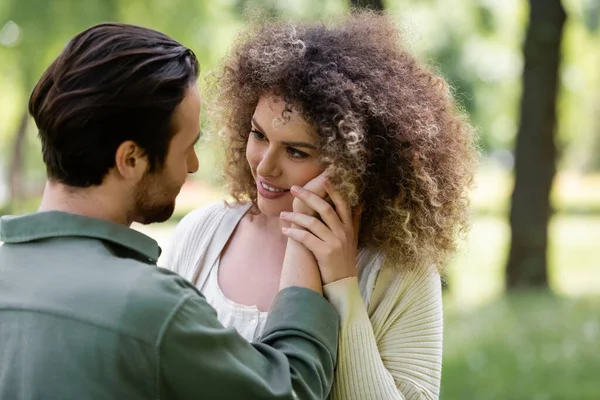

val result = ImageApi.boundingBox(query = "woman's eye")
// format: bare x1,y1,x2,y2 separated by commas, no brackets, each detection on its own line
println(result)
287,147,309,159
250,129,266,141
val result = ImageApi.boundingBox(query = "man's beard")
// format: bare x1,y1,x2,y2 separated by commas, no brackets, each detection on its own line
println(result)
132,171,178,224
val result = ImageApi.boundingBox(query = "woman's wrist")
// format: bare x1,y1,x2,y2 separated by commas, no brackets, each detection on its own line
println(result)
279,238,323,294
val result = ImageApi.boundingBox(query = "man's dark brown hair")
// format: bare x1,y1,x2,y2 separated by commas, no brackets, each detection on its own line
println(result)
29,23,199,187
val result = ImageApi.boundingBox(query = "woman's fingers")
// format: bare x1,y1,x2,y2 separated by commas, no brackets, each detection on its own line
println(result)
291,185,343,235
281,226,326,255
302,172,327,198
292,173,327,217
280,212,334,242
284,182,360,285
323,179,352,227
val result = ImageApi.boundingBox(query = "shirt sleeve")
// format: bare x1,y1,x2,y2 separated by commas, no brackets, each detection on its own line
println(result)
322,268,443,400
159,286,339,400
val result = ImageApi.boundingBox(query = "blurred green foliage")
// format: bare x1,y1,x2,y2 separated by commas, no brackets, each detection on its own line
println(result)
1,0,600,192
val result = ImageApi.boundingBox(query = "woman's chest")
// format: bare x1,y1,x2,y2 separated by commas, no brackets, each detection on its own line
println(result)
217,223,286,312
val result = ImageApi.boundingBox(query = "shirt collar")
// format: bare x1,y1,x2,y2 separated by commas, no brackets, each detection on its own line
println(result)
0,211,161,263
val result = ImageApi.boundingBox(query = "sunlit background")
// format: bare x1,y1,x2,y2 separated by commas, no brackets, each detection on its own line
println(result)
1,0,599,398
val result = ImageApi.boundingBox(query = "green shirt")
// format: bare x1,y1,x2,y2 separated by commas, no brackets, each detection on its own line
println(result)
0,211,338,399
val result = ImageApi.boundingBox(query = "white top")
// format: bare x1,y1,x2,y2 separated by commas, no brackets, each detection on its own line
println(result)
162,201,443,400
202,256,268,341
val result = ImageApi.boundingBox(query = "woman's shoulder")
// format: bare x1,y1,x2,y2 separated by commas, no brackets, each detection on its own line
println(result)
368,254,441,306
160,201,251,272
176,200,250,233
387,260,440,283
178,200,227,224
164,200,250,253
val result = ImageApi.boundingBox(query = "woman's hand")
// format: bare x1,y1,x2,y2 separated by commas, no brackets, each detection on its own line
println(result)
280,179,361,285
278,172,328,294
291,172,327,216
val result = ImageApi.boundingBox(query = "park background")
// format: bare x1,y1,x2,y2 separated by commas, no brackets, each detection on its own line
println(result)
1,0,599,398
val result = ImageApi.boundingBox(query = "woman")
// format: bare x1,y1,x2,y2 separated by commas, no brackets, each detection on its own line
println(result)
164,12,477,399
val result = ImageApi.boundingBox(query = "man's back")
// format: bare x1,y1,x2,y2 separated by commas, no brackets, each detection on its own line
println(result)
0,212,192,398
0,212,339,400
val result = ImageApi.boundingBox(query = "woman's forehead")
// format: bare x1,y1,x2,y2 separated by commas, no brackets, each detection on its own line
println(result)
253,93,317,140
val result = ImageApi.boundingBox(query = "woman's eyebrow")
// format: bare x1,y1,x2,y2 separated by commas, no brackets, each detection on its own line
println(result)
251,117,266,133
251,117,316,149
280,140,316,150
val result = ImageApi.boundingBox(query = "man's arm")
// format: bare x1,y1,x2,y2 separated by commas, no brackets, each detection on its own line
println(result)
160,286,339,400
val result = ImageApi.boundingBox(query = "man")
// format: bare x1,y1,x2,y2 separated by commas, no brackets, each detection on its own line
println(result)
0,23,337,400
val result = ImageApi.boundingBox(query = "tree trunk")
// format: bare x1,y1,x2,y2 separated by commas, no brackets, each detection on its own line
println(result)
9,109,29,210
582,99,600,172
349,0,384,11
506,0,566,290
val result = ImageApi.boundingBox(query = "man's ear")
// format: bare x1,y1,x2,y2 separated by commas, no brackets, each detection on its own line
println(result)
114,140,148,180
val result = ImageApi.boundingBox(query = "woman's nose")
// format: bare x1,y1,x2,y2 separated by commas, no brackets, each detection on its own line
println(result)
256,147,282,178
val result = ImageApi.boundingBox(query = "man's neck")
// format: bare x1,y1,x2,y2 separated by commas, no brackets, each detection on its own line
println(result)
38,180,131,226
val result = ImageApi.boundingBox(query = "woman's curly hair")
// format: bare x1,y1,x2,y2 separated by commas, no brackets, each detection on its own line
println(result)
213,12,478,272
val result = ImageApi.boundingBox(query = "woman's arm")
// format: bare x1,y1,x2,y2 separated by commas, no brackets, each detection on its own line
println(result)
279,237,324,295
281,181,442,399
323,267,443,400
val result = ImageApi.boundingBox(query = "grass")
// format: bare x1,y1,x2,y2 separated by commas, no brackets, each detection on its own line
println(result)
439,215,600,399
441,293,600,400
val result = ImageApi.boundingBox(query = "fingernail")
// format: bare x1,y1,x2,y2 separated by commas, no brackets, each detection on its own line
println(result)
281,227,288,233
280,211,290,218
291,186,301,193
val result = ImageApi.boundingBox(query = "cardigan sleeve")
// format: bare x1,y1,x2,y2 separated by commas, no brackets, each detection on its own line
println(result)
323,265,443,400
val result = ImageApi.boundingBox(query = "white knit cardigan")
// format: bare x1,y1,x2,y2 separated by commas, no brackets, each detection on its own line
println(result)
161,202,443,400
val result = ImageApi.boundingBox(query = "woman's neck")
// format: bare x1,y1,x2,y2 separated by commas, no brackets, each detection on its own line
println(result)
247,212,290,246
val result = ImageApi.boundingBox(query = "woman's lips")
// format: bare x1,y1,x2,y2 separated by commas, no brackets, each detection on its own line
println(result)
257,180,290,200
